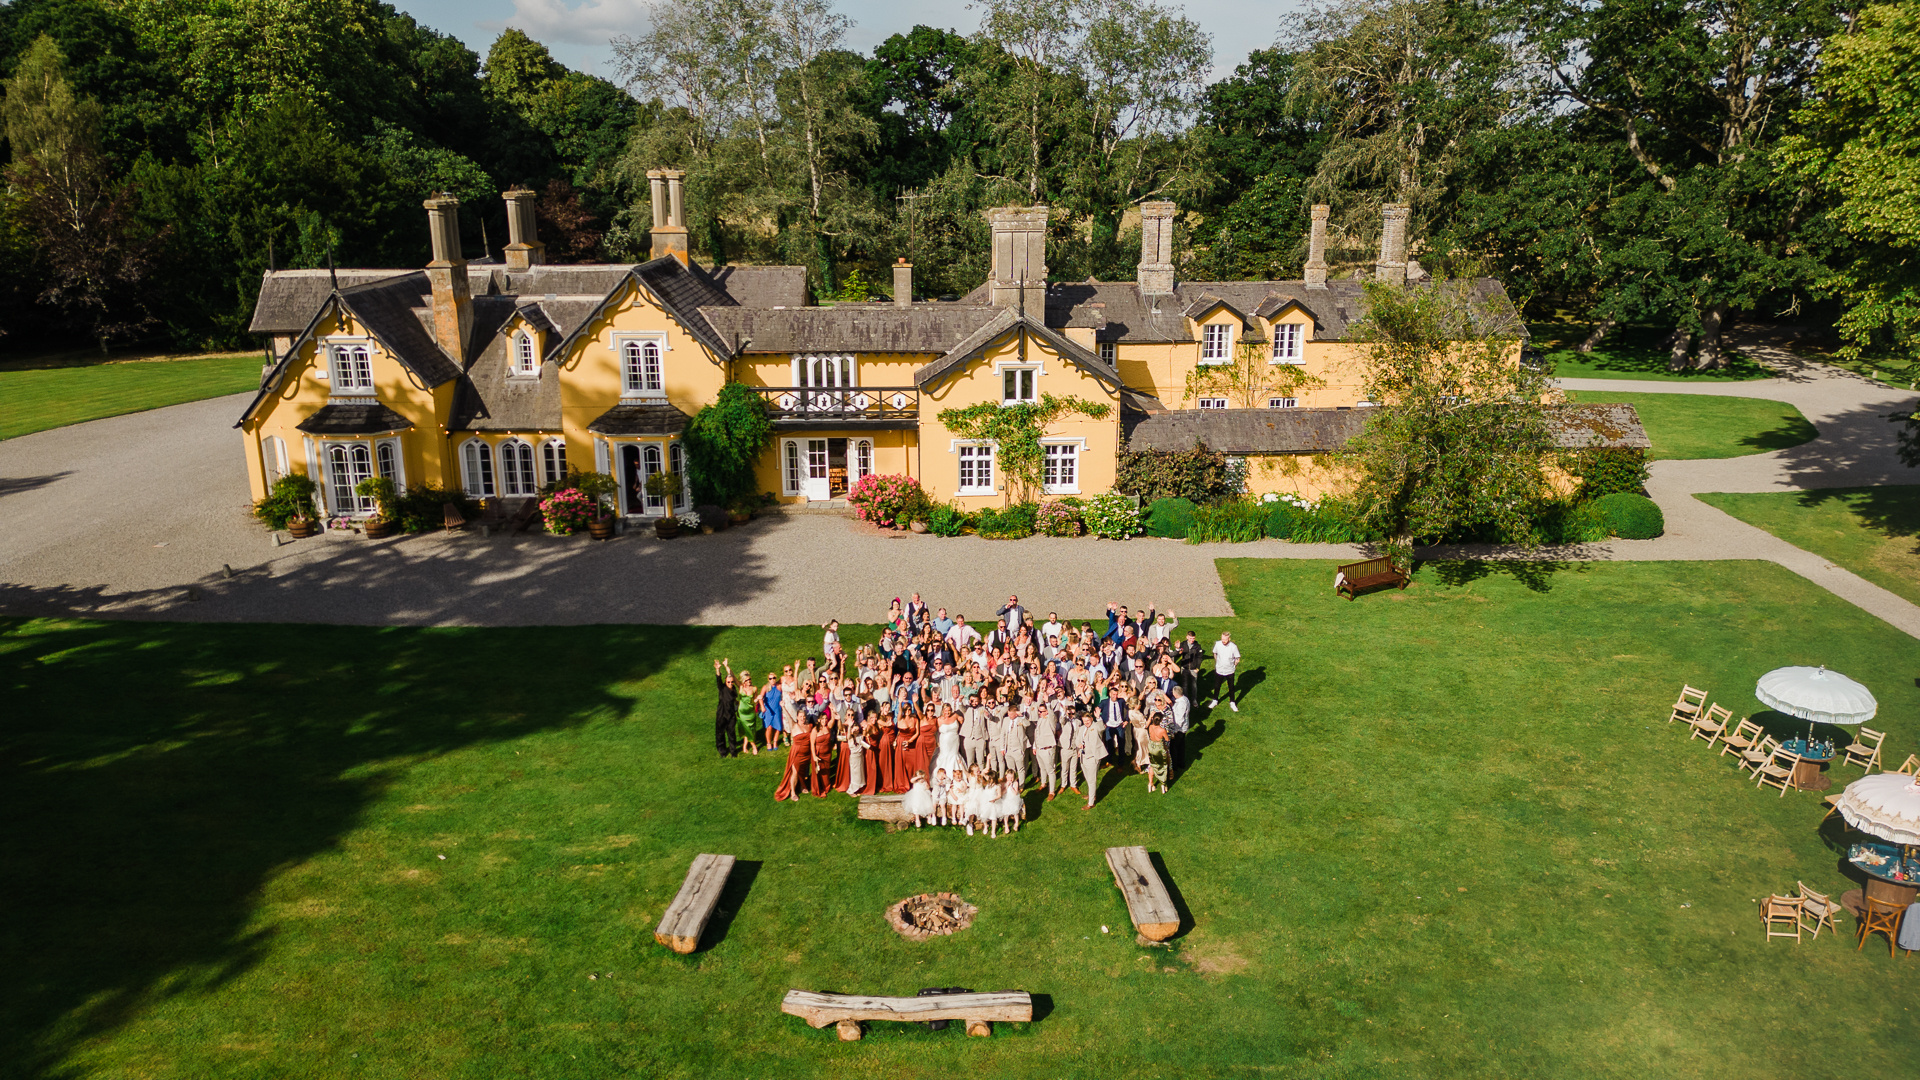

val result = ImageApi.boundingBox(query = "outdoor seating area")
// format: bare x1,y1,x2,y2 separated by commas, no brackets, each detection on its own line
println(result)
1667,668,1920,957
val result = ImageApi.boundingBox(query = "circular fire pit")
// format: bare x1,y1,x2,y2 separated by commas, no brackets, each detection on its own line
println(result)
886,892,977,941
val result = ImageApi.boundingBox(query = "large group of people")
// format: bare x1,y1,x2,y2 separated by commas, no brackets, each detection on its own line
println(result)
711,593,1249,831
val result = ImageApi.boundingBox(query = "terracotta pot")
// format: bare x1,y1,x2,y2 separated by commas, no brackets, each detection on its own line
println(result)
909,520,928,534
287,518,318,539
588,519,617,541
729,511,751,525
364,518,397,539
654,518,681,539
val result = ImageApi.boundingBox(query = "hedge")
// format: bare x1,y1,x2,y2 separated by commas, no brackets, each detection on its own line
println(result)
1594,492,1664,539
1145,497,1197,538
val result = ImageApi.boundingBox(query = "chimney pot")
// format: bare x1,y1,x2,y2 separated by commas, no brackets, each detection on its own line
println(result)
987,205,1049,314
1137,201,1176,295
650,168,689,265
502,187,545,272
1305,204,1330,289
422,196,472,360
892,260,913,307
1376,204,1410,286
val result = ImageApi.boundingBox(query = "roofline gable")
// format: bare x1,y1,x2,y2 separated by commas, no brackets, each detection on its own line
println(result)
914,309,1123,391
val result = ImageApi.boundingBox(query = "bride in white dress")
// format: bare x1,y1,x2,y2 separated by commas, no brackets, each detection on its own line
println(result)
932,712,965,778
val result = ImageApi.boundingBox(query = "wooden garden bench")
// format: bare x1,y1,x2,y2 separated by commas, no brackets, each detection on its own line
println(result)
507,498,541,534
653,853,736,954
781,989,1033,1041
1335,556,1409,600
441,503,467,532
1105,845,1180,942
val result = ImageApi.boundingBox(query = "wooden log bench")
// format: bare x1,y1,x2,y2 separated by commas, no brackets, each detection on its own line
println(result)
653,853,736,954
1105,845,1180,942
781,989,1033,1041
857,793,913,825
1335,556,1409,600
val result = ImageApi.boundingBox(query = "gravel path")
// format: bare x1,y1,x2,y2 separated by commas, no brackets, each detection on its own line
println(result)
1,334,1915,634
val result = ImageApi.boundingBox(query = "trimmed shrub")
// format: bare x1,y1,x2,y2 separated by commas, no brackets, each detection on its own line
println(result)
975,502,1038,539
1145,497,1198,538
1594,492,1664,539
1036,499,1083,536
1115,442,1237,504
1187,500,1267,543
1082,492,1143,539
926,502,970,537
1537,499,1612,544
847,473,927,528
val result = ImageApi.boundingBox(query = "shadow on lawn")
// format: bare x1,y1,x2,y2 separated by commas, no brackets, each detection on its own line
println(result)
1423,559,1578,594
0,618,724,1080
1793,487,1920,557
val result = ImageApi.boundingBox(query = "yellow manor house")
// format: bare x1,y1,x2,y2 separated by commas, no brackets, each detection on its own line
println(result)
238,174,1647,519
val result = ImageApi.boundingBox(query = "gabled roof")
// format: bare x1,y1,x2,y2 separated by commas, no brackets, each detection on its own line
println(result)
449,296,565,433
699,303,1003,355
913,308,1124,390
247,269,415,333
1180,294,1252,325
706,264,809,308
543,257,739,366
1125,402,1650,454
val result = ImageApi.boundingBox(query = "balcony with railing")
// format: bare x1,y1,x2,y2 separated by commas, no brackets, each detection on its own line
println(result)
749,386,920,428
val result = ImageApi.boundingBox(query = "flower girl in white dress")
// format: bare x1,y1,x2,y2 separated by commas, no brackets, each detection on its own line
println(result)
902,770,935,828
930,767,953,827
949,768,975,834
989,772,1023,835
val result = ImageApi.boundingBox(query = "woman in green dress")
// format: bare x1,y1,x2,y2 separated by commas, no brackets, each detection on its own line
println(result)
735,671,761,756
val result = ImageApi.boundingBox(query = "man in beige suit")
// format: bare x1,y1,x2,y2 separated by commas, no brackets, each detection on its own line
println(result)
1078,713,1109,808
1058,703,1084,796
1030,694,1059,797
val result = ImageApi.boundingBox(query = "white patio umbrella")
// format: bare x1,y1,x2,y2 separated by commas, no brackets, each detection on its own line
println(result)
1834,772,1920,847
1755,665,1877,744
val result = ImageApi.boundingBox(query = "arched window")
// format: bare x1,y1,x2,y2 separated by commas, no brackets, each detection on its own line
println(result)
376,441,397,481
513,333,537,375
784,439,802,495
642,443,666,513
623,340,663,394
541,439,567,486
461,439,495,498
328,443,374,514
500,439,536,496
669,442,686,510
854,439,873,480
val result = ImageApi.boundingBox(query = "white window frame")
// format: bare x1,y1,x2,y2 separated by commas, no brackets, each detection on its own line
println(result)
325,340,375,394
512,331,539,376
1197,396,1229,410
617,335,667,398
1271,321,1303,363
956,442,995,495
540,438,568,486
375,437,405,487
1098,341,1116,364
669,441,688,510
263,435,289,487
325,441,375,515
1200,323,1232,364
793,353,856,388
641,443,667,514
1041,440,1082,495
853,438,874,481
783,439,804,496
461,438,496,498
1000,366,1038,405
499,438,537,497
1268,397,1298,409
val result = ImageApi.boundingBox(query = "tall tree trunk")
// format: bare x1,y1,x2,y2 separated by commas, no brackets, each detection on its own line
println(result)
1576,316,1616,354
1694,304,1730,369
1666,327,1694,371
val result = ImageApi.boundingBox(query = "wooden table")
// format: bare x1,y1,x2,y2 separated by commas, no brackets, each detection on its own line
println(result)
1781,740,1835,791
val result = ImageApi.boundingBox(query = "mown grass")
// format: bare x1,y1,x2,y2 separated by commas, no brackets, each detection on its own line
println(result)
0,353,263,439
1698,486,1920,606
1532,322,1773,382
1570,390,1818,460
4,560,1917,1079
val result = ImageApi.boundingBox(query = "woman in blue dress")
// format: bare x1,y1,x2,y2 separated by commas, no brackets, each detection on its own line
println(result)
759,669,785,750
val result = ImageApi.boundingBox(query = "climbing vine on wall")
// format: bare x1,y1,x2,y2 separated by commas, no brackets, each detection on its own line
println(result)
937,393,1112,502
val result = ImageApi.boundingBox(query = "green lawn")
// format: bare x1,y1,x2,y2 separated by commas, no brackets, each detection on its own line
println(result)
1698,487,1920,606
1570,390,1818,459
0,354,263,439
5,561,1917,1079
1533,322,1774,382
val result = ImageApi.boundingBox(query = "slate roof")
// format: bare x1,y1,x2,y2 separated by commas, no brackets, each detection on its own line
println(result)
707,264,809,309
587,403,693,436
1126,403,1649,454
247,269,414,333
449,296,565,433
699,304,1003,354
295,402,415,436
913,309,1125,390
1038,276,1517,345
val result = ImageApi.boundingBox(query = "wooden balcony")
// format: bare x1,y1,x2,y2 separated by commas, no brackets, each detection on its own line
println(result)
750,386,920,429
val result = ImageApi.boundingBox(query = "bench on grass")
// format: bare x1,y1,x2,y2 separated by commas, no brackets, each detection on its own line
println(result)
1105,845,1180,942
1335,556,1409,600
781,989,1033,1041
653,853,736,954
857,793,913,825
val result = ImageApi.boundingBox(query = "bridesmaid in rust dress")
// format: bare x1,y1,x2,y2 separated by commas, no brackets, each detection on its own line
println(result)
874,702,897,793
891,706,918,793
832,710,853,794
860,718,881,795
774,714,812,801
913,705,940,780
809,716,837,797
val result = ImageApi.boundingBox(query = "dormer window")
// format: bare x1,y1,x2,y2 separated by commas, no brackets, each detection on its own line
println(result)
1201,324,1232,362
623,339,664,395
329,344,373,393
512,332,538,375
1272,322,1302,363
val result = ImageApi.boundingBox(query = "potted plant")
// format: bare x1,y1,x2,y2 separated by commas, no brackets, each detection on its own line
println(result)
727,496,753,525
254,474,320,537
355,476,400,538
645,471,684,537
564,470,619,540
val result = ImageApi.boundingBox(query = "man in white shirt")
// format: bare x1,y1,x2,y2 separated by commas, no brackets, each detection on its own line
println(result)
1209,631,1242,712
1146,610,1178,644
821,619,840,661
1041,612,1064,644
946,615,980,649
1168,685,1192,768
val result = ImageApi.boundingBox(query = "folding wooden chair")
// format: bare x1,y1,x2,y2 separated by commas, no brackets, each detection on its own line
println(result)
1756,749,1801,796
1821,792,1846,825
1668,685,1708,724
1797,882,1841,940
1763,895,1803,944
1739,736,1781,779
1857,895,1904,958
1690,704,1731,746
1842,727,1885,771
1889,754,1918,776
1719,718,1763,759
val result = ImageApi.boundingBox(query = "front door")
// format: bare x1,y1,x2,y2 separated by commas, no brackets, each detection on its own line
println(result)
802,438,830,501
620,445,643,515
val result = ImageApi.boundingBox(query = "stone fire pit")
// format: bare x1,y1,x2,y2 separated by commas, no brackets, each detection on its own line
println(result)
886,892,977,941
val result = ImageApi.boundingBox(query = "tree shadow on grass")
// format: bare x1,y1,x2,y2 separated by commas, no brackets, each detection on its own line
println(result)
0,618,724,1080
1422,559,1578,594
1792,487,1920,557
1738,414,1820,453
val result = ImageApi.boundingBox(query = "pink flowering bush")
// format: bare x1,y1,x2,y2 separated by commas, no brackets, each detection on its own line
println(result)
540,488,596,535
847,473,928,528
1036,499,1083,536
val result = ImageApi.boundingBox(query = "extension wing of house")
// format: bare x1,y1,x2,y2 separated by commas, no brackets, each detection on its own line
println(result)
238,178,1647,519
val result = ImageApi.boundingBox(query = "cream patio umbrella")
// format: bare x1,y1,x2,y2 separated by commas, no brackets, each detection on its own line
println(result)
1754,665,1877,744
1834,772,1920,847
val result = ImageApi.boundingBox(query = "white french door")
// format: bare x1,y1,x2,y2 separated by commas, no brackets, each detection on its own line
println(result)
802,439,830,500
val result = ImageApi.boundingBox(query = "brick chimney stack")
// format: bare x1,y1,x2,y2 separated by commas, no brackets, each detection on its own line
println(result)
1304,204,1329,288
988,206,1049,314
422,195,472,360
893,258,913,307
1376,204,1410,286
1136,201,1176,295
648,169,689,265
502,187,545,272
